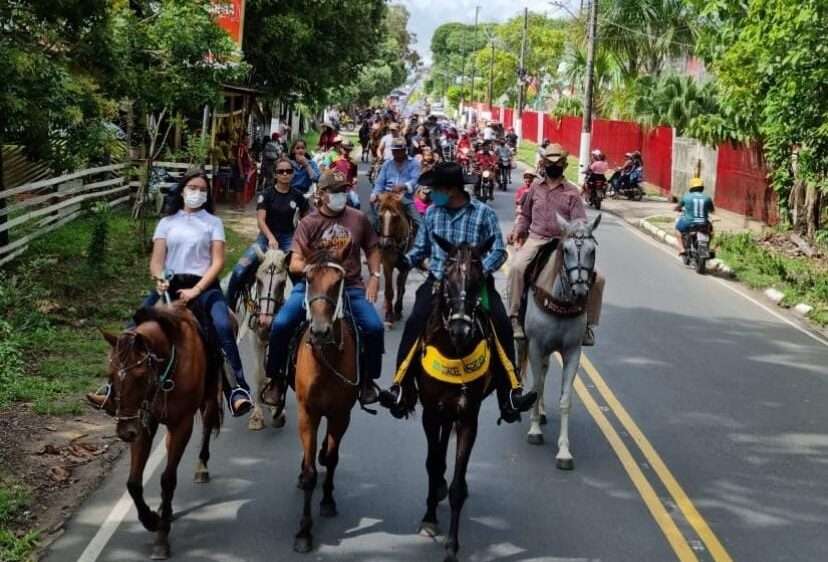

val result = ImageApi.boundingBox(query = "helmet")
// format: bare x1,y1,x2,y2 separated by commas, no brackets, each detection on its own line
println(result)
689,177,704,190
590,149,605,160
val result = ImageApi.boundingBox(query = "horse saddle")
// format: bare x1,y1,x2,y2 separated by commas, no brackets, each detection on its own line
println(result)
520,239,586,319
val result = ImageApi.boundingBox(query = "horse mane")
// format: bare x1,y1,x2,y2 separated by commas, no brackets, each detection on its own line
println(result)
376,192,404,212
306,248,341,267
257,248,287,274
132,302,198,344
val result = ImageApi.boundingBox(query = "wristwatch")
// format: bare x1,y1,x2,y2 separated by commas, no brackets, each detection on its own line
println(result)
370,271,381,279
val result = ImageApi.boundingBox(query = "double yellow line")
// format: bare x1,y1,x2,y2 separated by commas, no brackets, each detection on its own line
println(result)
572,354,733,562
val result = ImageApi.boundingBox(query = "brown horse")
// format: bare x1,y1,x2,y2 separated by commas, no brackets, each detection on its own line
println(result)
103,303,221,560
396,236,497,562
375,192,412,326
292,250,359,553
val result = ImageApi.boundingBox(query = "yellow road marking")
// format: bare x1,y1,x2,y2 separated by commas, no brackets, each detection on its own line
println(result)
573,376,700,562
579,354,734,562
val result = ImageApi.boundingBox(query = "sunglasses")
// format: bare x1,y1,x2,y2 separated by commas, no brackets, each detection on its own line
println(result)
276,169,293,175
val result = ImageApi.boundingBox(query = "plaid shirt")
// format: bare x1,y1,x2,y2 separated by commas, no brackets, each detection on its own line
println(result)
407,198,507,279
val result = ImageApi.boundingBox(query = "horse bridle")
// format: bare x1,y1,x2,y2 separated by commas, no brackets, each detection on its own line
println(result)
378,202,410,250
111,335,176,426
249,262,285,327
302,262,358,387
441,257,483,334
559,230,597,297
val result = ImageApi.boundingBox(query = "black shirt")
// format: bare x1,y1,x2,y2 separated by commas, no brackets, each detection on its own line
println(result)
256,187,310,235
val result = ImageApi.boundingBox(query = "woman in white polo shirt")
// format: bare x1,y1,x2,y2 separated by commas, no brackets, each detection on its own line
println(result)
88,171,252,417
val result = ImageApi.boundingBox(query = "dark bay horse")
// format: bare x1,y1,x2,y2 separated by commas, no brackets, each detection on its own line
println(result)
376,192,412,327
103,303,221,559
396,236,497,562
292,251,359,553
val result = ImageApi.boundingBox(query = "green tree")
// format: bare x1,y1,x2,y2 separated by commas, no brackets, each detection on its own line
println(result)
691,0,828,236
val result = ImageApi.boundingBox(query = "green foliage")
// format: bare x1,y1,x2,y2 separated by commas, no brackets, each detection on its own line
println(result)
691,0,828,219
243,0,387,106
0,481,38,562
716,233,828,324
86,202,111,272
551,97,583,118
632,74,719,135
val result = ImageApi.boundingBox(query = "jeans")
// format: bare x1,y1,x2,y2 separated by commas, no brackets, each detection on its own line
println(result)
226,232,293,309
265,282,385,382
368,196,423,231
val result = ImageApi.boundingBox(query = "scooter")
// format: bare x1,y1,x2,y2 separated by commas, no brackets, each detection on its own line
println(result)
682,223,715,274
608,169,644,201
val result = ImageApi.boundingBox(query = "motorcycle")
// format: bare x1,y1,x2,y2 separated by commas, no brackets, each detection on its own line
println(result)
608,169,644,201
497,154,512,191
476,169,495,203
682,223,715,274
584,173,607,210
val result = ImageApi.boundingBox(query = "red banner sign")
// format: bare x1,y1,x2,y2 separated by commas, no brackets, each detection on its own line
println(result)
211,0,245,47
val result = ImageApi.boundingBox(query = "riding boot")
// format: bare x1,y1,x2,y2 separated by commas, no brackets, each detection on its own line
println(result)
260,375,286,411
359,378,379,405
86,384,116,417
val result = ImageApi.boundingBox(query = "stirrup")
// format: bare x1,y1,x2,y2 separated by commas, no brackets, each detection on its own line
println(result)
229,387,253,418
91,383,112,409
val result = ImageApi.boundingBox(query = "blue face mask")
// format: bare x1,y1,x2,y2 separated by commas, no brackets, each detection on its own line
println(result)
431,191,450,207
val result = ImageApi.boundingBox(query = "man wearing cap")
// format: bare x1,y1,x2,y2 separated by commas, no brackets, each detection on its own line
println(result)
331,138,360,209
261,171,385,409
508,143,605,345
378,162,537,422
378,122,402,161
371,137,423,229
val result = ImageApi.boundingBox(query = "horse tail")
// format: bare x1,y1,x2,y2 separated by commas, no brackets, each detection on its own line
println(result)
202,359,224,437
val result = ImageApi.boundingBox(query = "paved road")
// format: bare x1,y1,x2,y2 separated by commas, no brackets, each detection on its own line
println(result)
48,156,828,562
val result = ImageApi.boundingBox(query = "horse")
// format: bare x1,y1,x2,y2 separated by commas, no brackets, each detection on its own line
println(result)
519,213,601,471
375,192,412,327
395,235,498,562
102,303,222,559
292,250,360,553
235,247,289,431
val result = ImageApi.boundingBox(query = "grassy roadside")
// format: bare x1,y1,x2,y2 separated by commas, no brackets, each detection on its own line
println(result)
0,206,250,560
715,233,828,325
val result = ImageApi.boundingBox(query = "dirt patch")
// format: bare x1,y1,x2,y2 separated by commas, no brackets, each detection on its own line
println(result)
0,404,123,557
759,232,828,269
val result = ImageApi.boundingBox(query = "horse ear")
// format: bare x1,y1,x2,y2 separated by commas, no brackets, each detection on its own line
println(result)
556,212,571,234
591,213,602,232
100,329,118,348
254,245,266,261
477,235,495,258
433,234,455,255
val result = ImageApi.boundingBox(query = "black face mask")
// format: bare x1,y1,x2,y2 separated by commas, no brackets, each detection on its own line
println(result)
545,164,565,178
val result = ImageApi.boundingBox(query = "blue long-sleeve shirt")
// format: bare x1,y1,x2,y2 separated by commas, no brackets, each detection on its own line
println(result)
290,158,320,194
373,158,421,198
407,198,507,279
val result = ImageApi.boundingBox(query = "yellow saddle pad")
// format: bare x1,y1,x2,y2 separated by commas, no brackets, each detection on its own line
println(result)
420,340,491,384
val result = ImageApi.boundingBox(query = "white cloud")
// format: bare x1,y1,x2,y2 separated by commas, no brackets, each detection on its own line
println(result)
394,0,578,64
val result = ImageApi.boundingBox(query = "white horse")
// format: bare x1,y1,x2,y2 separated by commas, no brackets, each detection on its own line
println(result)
519,214,601,470
235,247,290,431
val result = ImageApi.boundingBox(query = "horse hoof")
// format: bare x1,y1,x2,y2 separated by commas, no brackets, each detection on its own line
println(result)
527,433,544,446
539,414,548,425
293,536,313,554
150,543,170,560
248,416,265,431
557,458,575,471
320,501,338,518
272,412,286,428
418,522,441,538
193,470,210,484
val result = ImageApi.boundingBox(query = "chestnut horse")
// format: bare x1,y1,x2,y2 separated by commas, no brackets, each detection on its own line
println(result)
292,250,359,553
376,192,412,327
103,303,221,559
395,236,497,562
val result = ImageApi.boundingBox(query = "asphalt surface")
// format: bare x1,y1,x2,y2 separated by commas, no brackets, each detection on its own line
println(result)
47,156,828,562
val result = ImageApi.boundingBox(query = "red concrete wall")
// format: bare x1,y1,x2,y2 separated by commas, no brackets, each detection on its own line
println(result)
641,126,673,194
715,143,778,224
502,108,514,129
522,111,538,143
593,119,643,167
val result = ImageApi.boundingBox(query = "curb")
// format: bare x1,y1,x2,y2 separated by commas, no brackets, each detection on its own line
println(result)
636,216,817,320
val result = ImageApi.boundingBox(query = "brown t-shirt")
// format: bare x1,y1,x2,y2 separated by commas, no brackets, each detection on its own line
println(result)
293,207,378,288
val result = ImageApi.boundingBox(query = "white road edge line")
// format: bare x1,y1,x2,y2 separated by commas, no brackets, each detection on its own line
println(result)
614,213,828,348
77,436,167,562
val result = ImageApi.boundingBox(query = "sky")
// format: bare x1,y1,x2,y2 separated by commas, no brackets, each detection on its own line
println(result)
395,0,579,64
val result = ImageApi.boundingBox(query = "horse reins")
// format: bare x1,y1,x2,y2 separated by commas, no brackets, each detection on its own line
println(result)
559,230,597,296
111,335,177,427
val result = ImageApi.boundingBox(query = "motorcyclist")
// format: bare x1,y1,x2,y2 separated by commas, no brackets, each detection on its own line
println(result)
610,151,643,195
495,138,513,188
583,149,609,196
474,140,498,194
675,177,715,256
505,127,518,150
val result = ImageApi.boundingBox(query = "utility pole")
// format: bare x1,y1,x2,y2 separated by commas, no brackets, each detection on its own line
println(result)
469,5,480,119
515,7,528,141
459,24,468,119
487,38,495,107
578,0,598,184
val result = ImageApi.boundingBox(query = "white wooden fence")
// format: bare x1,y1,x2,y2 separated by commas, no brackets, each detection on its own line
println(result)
0,163,132,267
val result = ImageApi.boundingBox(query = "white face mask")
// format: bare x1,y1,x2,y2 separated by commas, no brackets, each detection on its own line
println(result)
183,188,208,209
326,192,347,212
